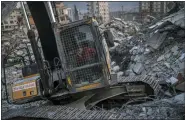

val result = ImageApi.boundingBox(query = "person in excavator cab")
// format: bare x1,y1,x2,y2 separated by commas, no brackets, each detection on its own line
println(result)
76,41,96,66
75,41,98,85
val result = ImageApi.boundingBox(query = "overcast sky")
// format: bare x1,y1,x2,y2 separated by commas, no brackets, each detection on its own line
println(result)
63,2,139,13
17,2,139,13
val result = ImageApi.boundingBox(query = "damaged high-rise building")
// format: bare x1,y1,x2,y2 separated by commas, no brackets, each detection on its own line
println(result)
139,1,185,23
55,2,73,24
87,1,110,23
1,8,22,31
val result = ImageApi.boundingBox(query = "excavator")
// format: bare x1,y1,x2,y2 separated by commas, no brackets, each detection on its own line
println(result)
2,2,160,119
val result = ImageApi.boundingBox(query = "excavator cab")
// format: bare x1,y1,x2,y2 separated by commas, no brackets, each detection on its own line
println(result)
57,19,111,93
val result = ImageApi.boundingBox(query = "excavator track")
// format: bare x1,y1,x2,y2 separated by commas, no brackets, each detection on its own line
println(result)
3,105,125,120
118,75,160,95
2,75,161,120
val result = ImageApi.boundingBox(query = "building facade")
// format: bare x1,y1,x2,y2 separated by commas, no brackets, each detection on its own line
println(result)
55,2,73,24
1,8,22,31
139,2,167,23
78,11,84,20
138,1,184,23
110,11,140,22
87,2,110,23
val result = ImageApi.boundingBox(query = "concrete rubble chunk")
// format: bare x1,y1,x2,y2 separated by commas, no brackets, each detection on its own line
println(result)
176,81,185,91
146,108,153,116
112,65,120,73
164,90,173,97
170,93,185,104
171,45,179,55
146,32,168,49
157,55,165,62
117,71,124,77
177,60,185,70
164,62,171,68
144,48,150,54
164,53,171,59
111,61,116,67
132,63,144,75
125,69,133,76
166,77,178,85
177,29,185,37
179,53,185,61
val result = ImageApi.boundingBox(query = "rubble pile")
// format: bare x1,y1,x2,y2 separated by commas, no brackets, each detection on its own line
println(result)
106,9,185,119
109,93,185,119
2,100,47,113
108,10,185,86
105,17,140,39
104,18,142,77
4,64,23,83
1,8,184,119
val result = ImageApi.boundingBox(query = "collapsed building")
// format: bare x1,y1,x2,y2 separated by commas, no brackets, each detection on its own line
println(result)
101,8,185,118
1,6,185,119
108,9,185,91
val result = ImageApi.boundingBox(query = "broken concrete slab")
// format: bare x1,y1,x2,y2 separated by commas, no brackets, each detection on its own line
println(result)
179,53,185,61
171,45,179,56
111,61,116,67
170,93,185,104
157,55,165,62
177,29,185,37
164,90,173,97
144,48,150,54
164,53,171,59
129,46,139,53
166,77,178,85
117,71,124,77
146,32,168,49
132,63,144,75
164,62,171,68
112,65,120,73
176,81,185,91
124,69,133,76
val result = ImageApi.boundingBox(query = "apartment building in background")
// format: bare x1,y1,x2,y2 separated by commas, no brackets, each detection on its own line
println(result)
1,8,22,31
87,2,110,23
55,2,73,24
110,11,140,22
138,1,185,23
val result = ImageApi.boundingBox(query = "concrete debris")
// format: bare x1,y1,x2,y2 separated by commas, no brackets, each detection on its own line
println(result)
132,63,144,75
112,65,120,73
176,81,185,91
117,71,124,77
107,9,185,91
147,32,168,49
1,6,185,119
1,100,47,113
179,53,185,61
157,55,165,61
108,93,185,119
166,77,178,85
111,61,116,67
149,8,185,29
106,10,185,118
164,90,173,97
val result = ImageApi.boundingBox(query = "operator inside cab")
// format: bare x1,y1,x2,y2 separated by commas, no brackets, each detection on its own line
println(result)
76,41,96,66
